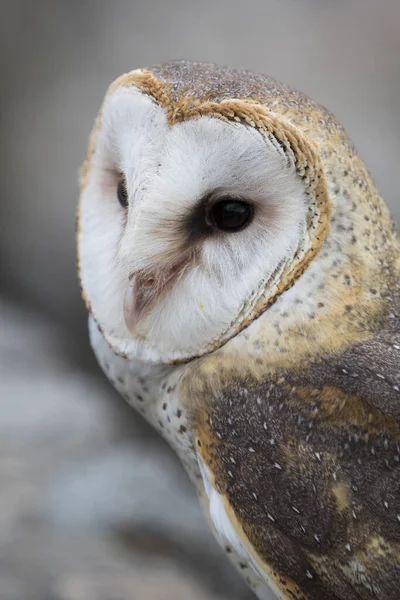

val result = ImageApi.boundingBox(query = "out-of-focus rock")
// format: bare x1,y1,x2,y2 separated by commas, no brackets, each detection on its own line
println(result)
54,563,229,600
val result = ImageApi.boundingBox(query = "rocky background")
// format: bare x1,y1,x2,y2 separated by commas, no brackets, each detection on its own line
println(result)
0,1,399,599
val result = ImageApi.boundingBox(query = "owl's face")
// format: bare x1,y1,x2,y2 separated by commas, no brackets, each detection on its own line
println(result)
78,80,318,363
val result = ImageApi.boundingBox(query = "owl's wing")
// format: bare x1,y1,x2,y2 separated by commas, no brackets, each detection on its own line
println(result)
194,327,400,600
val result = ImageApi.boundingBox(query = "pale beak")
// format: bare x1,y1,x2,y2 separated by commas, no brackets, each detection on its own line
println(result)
123,263,184,333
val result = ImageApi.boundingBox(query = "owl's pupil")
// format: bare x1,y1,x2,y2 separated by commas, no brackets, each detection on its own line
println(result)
210,199,253,232
117,176,128,208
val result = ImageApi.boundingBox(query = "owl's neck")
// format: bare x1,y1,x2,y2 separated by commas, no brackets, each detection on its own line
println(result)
89,316,202,482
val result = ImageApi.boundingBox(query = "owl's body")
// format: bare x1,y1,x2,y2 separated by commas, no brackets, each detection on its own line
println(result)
78,62,400,600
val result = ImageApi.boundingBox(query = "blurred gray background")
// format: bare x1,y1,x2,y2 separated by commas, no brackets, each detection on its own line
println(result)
0,1,399,599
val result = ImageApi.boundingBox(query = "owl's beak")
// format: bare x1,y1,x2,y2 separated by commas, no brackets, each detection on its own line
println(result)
123,262,184,333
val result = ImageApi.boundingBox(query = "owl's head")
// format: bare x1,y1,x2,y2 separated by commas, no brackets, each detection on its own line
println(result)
77,64,330,364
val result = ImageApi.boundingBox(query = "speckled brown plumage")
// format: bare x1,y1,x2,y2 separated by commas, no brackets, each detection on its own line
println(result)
191,304,400,598
186,274,400,598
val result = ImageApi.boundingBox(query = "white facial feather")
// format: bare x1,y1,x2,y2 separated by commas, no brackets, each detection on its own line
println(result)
79,87,309,362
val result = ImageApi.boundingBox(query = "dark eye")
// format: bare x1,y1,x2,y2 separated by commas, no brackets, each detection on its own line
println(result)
208,199,254,232
117,174,128,208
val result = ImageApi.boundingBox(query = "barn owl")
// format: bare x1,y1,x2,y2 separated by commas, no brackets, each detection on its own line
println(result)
77,61,400,600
